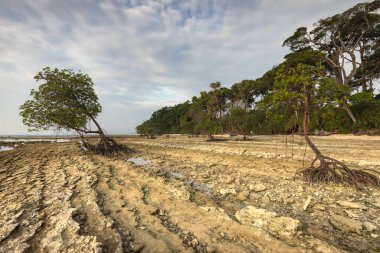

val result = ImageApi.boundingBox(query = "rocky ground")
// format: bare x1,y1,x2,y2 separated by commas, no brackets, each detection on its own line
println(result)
0,135,379,253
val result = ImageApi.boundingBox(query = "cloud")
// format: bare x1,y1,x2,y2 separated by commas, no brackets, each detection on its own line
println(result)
0,0,366,134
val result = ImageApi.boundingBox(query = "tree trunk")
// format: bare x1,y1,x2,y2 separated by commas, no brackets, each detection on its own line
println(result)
303,90,325,165
326,54,358,124
359,43,368,92
343,102,357,124
88,115,112,154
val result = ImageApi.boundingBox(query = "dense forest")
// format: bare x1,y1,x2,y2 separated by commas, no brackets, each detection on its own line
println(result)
137,1,380,138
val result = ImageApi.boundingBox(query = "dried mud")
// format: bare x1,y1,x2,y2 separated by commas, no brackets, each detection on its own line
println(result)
0,135,379,253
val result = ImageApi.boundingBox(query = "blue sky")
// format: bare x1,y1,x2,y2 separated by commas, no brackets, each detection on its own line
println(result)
0,0,365,135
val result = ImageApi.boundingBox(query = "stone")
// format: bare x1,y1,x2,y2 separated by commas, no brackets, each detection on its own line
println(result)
363,221,377,232
219,188,237,196
330,213,362,234
284,197,295,205
249,183,267,192
371,233,378,238
206,246,216,253
372,197,380,208
344,210,359,218
0,223,19,242
235,206,300,240
261,195,270,205
106,221,114,228
313,203,326,211
190,238,198,246
237,191,250,201
129,242,144,252
199,206,231,221
224,177,235,184
337,201,367,210
303,195,312,211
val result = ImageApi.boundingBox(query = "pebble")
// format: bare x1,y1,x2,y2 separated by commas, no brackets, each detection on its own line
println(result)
372,197,380,208
129,242,144,252
190,238,198,246
206,246,216,253
261,195,270,205
337,201,367,210
313,203,325,211
219,188,237,196
284,197,295,205
345,210,359,218
225,177,234,184
237,191,250,201
249,183,267,192
106,221,113,228
303,196,312,211
363,221,377,232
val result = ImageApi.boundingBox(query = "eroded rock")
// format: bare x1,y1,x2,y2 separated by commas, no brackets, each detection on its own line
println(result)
363,221,377,232
235,205,300,239
199,206,232,221
372,197,380,208
219,188,237,196
330,213,362,234
337,201,367,210
249,183,267,192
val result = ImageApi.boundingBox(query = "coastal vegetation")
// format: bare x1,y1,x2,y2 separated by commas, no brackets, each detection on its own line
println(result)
137,1,380,137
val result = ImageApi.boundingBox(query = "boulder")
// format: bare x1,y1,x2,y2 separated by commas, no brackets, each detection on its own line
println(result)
235,206,300,240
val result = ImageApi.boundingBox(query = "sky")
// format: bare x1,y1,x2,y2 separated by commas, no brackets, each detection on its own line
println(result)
0,0,367,135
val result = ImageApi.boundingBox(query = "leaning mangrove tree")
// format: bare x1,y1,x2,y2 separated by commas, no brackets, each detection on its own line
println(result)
273,63,379,188
19,67,130,155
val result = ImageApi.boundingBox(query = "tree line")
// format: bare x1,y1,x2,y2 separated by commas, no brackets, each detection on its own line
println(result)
18,0,380,187
137,0,380,138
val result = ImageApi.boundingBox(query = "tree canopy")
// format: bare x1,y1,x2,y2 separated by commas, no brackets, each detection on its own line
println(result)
20,67,130,155
20,67,101,133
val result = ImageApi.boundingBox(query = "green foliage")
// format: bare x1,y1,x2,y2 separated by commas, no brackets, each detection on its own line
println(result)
136,102,192,136
351,92,380,129
20,67,101,132
224,107,250,135
137,1,380,137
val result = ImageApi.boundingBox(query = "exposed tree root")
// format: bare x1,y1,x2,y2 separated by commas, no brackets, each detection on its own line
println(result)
80,138,133,156
295,89,380,190
295,155,380,189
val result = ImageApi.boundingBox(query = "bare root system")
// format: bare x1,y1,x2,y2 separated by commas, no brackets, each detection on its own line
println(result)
295,155,380,189
81,138,133,156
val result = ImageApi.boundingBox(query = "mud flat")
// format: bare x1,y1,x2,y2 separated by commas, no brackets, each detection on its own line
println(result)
0,135,379,252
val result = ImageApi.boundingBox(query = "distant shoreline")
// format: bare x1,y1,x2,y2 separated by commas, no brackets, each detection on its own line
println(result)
0,134,138,138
